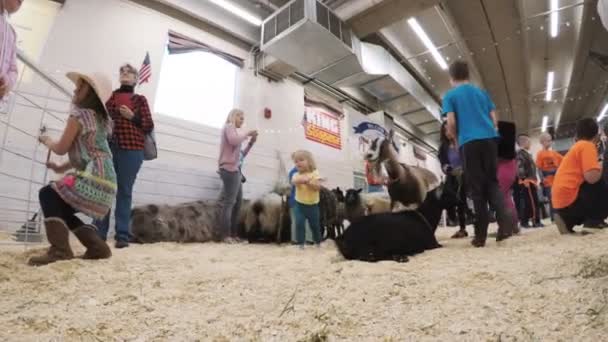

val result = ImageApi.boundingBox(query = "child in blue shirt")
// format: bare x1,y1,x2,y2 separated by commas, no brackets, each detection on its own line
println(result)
442,61,515,247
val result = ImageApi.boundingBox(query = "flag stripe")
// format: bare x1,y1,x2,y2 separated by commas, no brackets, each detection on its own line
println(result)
139,52,151,85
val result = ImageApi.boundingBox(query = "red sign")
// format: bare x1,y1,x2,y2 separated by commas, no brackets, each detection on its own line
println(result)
303,106,341,149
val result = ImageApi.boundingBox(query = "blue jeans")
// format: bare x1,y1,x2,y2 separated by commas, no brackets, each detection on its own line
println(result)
543,186,554,221
218,168,242,239
367,184,384,193
95,147,144,242
294,202,321,245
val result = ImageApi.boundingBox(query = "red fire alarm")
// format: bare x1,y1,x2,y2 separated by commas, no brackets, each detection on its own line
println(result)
264,108,272,119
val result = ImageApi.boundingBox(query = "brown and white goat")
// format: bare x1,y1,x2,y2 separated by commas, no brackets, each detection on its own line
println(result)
364,129,438,210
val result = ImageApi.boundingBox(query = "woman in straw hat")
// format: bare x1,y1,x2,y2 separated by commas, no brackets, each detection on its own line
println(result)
30,71,117,266
93,63,154,249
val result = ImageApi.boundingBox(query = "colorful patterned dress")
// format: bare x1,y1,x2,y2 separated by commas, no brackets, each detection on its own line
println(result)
51,108,117,219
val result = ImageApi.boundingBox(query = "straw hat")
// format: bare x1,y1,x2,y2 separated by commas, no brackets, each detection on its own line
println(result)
66,71,112,117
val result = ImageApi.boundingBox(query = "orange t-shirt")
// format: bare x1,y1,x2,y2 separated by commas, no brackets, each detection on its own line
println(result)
536,149,563,187
551,141,600,209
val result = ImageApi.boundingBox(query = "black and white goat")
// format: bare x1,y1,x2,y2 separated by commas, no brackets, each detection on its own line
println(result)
335,184,459,263
364,129,438,210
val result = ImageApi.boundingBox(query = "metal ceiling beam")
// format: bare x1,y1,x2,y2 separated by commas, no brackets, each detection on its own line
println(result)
338,0,440,38
381,92,411,104
145,0,261,45
399,107,427,116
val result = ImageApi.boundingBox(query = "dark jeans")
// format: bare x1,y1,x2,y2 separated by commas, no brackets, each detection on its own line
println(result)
294,202,322,245
557,181,608,229
39,185,84,230
462,139,514,241
543,186,554,221
444,172,467,232
519,181,542,225
94,147,144,242
219,168,243,239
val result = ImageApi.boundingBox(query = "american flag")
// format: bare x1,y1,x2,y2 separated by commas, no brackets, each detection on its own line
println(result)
138,52,151,85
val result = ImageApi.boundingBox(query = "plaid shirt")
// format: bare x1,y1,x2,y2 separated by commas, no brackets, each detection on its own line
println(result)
107,92,154,150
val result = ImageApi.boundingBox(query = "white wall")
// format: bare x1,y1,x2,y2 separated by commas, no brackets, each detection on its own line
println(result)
0,0,442,232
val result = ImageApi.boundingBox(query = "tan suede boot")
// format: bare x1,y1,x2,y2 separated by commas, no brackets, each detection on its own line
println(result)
28,218,75,266
72,224,112,260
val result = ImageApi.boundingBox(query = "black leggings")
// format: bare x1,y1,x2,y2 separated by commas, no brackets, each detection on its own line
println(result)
39,185,84,231
445,173,467,231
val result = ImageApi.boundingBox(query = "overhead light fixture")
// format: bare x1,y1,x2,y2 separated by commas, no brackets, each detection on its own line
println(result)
209,0,262,26
597,103,608,122
550,0,559,38
545,71,555,101
408,17,448,70
541,115,549,132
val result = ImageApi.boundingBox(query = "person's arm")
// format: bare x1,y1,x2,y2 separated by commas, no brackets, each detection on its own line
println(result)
131,96,154,133
581,143,602,184
490,110,498,130
224,125,250,146
39,117,81,156
446,113,457,141
241,135,256,159
516,153,527,180
307,171,322,191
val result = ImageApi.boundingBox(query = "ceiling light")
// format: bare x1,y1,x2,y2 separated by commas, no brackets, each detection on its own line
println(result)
408,18,448,70
541,115,549,132
545,71,555,101
597,103,608,122
209,0,262,26
550,0,559,38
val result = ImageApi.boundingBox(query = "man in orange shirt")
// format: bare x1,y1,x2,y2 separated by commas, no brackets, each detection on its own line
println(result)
536,133,563,221
553,118,608,234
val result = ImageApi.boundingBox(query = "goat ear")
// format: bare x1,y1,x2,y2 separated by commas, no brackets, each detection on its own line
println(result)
356,188,362,193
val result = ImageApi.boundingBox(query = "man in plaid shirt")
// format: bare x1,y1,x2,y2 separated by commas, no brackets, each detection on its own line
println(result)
94,64,154,248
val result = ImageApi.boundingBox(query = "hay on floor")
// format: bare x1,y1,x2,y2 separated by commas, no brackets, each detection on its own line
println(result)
1,224,607,341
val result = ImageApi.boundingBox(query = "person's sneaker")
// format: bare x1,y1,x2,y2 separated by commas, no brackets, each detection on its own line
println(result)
554,213,574,235
451,230,469,239
521,222,532,229
471,239,486,248
583,221,608,229
115,240,129,249
496,234,511,242
533,222,544,228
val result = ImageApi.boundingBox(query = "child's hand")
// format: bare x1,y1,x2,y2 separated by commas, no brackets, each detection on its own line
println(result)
46,162,68,173
119,105,135,120
38,135,53,148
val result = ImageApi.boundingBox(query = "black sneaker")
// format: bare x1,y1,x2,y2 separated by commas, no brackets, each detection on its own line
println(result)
471,239,486,248
115,240,129,249
583,221,608,229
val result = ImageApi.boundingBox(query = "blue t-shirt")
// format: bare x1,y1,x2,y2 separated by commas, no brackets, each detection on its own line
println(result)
288,167,298,208
442,83,498,146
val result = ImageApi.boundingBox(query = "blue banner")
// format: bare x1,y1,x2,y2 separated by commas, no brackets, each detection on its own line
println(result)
352,122,387,135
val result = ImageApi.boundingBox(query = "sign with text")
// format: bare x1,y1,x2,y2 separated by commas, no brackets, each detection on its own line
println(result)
303,105,342,150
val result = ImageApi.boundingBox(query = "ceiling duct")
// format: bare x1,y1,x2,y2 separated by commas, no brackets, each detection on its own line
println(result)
260,0,442,132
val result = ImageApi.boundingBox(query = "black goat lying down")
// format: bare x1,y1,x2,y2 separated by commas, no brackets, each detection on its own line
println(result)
335,184,458,263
